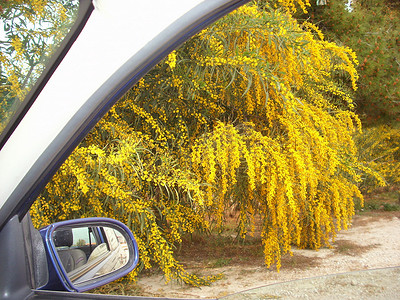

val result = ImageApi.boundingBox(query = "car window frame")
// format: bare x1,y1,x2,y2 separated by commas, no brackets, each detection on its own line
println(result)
0,1,251,299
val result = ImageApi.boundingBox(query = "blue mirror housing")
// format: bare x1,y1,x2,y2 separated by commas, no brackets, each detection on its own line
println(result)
38,218,139,292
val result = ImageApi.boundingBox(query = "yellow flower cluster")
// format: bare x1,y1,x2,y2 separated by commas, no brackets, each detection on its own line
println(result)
32,129,214,283
165,51,177,70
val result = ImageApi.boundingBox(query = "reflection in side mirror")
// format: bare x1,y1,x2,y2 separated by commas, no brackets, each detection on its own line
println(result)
54,226,129,284
39,218,139,292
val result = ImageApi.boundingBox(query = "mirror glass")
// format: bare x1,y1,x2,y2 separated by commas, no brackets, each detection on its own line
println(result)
52,225,130,285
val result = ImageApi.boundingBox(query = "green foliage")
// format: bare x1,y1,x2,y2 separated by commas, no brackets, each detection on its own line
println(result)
75,239,86,247
382,202,400,212
309,0,400,125
354,124,400,192
356,190,400,212
210,258,233,268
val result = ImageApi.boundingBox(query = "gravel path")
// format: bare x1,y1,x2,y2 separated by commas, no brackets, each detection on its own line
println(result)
222,267,400,300
136,212,400,299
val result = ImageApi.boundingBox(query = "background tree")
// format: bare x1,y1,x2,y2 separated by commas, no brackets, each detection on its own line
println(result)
308,0,400,126
300,0,400,191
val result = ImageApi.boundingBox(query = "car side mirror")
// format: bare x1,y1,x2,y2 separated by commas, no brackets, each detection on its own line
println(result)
39,218,139,292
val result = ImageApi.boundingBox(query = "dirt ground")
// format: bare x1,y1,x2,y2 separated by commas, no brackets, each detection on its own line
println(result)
134,211,400,299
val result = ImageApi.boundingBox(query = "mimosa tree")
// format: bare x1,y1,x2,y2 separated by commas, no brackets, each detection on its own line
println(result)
2,0,379,284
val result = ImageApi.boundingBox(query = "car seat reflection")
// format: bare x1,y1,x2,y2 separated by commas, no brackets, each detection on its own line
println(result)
53,226,130,284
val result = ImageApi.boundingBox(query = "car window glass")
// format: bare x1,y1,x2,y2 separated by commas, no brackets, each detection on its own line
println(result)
0,0,80,137
71,227,97,247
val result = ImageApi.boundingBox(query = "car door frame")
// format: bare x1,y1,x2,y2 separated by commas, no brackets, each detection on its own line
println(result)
0,1,250,299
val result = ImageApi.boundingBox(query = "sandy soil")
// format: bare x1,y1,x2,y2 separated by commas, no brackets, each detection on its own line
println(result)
134,211,400,299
